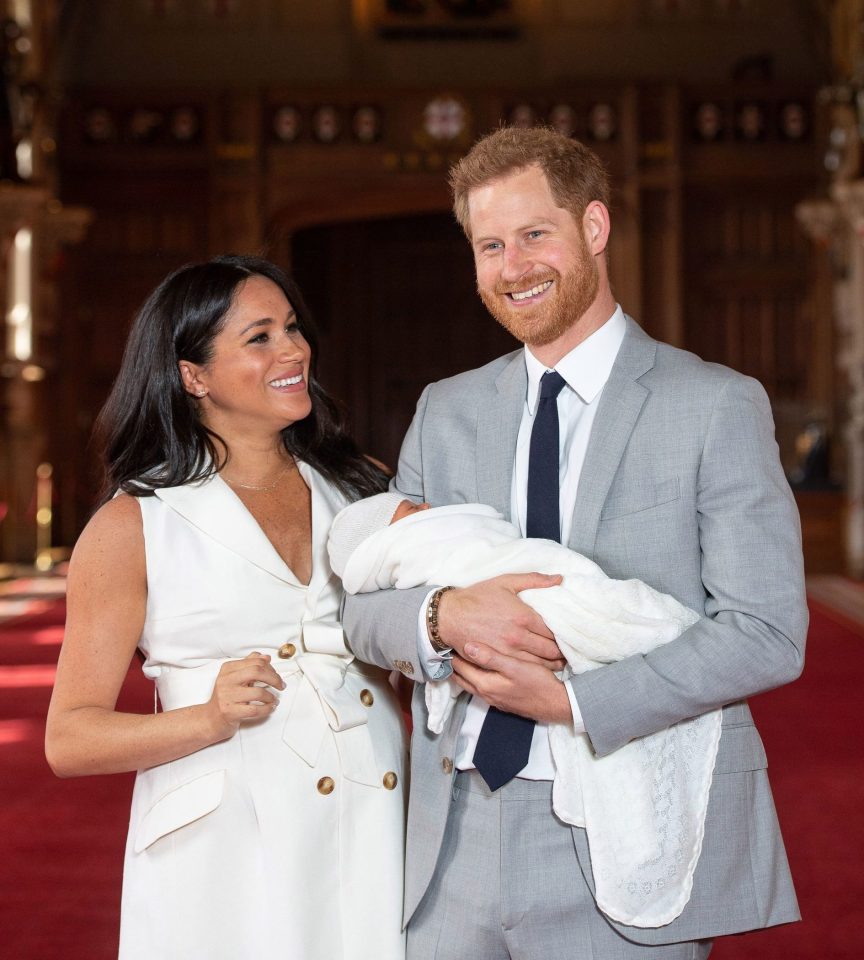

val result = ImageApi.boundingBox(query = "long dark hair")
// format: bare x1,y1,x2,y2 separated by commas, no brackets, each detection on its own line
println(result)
95,255,387,504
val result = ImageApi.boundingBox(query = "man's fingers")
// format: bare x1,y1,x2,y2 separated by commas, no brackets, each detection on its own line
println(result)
497,572,562,593
460,641,498,669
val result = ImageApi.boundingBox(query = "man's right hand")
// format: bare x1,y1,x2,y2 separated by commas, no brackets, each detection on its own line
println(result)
435,573,565,670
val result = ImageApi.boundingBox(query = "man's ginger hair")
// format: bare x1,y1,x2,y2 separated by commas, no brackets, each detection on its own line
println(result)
449,126,611,238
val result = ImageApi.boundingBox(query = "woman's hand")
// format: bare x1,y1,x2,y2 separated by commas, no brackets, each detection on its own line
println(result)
205,652,287,742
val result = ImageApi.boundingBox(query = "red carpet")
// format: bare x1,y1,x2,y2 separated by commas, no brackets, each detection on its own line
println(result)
1,585,862,959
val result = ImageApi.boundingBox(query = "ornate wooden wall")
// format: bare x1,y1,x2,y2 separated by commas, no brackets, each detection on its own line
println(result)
51,80,822,550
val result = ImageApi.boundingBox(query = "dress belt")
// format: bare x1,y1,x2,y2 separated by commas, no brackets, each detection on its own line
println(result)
149,654,381,787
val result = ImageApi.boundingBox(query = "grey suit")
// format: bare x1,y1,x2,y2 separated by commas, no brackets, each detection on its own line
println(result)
343,316,806,946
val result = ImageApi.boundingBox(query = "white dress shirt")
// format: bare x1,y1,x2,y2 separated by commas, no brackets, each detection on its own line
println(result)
420,305,627,779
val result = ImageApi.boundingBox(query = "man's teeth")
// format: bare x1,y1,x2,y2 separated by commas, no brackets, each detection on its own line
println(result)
510,280,553,302
270,374,303,388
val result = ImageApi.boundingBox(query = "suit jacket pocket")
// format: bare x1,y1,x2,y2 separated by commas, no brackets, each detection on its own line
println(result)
713,723,768,774
134,769,225,853
600,477,680,521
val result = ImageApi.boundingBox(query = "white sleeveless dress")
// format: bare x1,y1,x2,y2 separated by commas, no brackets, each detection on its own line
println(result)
118,462,407,960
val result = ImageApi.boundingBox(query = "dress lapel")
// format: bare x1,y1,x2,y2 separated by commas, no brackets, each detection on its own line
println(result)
297,460,348,600
568,316,657,557
154,472,303,586
475,352,525,520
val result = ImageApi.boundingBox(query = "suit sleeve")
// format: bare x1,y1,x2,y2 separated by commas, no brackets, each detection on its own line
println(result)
570,375,808,756
342,385,448,680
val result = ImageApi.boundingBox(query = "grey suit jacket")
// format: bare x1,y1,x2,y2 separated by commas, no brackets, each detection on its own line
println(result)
343,316,806,944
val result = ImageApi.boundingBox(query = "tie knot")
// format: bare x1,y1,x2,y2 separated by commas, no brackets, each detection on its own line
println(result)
539,369,566,400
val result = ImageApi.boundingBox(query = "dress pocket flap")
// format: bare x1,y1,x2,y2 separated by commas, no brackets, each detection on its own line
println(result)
134,769,225,853
600,477,680,521
713,723,768,774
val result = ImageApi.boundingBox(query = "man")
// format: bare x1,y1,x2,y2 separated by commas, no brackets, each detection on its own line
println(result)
344,126,806,959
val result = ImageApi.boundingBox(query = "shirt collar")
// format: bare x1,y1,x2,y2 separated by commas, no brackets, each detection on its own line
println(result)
524,305,626,413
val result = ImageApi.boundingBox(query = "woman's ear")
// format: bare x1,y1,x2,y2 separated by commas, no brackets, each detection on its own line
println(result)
178,361,207,399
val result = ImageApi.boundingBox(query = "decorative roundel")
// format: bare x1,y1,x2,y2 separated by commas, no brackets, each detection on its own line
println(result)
312,105,341,143
423,96,466,141
128,108,164,142
508,103,537,128
549,104,576,138
352,105,382,143
693,101,725,141
735,101,766,141
84,107,117,143
587,102,617,142
273,105,302,143
170,106,200,143
778,101,808,141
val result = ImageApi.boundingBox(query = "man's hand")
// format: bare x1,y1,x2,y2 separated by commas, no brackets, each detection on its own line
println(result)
436,573,565,669
450,643,572,724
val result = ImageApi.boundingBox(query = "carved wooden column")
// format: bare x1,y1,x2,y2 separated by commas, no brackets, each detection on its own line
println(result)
834,181,864,575
795,0,864,576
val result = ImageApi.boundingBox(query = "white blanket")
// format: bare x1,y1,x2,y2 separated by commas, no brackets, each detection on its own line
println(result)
336,503,722,928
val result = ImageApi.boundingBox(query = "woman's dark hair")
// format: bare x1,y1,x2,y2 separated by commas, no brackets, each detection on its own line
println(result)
95,254,388,504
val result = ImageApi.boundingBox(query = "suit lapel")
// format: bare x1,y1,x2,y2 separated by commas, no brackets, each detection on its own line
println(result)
475,352,525,520
569,317,656,557
155,472,303,586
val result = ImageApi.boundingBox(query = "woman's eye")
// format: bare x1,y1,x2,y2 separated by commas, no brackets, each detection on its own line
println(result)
286,322,302,338
248,332,269,344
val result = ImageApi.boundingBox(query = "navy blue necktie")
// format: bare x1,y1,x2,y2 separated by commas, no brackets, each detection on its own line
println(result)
473,370,566,792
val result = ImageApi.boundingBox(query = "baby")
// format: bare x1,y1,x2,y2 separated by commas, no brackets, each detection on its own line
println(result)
329,492,723,929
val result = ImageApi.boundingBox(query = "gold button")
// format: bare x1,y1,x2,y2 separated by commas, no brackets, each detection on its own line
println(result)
317,776,335,795
442,757,453,775
360,689,374,707
383,771,398,790
278,642,296,659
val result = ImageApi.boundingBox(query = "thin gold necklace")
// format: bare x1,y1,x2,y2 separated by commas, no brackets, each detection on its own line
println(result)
222,461,293,492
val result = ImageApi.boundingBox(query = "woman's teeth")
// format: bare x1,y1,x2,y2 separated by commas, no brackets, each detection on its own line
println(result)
270,374,303,388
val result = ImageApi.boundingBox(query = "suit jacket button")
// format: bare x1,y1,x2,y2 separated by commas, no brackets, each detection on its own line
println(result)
442,757,453,774
317,776,335,795
383,771,398,790
393,659,414,676
278,642,296,659
360,688,374,707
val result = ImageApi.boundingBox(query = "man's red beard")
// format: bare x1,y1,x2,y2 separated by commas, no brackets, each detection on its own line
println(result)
478,244,600,348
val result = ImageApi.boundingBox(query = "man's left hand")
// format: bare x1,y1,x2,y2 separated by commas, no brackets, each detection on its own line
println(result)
450,643,572,724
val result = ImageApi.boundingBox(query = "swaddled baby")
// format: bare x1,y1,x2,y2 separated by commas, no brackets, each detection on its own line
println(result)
328,492,723,929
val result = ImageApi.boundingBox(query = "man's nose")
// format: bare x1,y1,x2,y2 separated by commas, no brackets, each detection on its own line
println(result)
500,244,531,282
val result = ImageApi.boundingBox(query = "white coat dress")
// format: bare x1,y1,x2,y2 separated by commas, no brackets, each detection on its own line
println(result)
118,462,407,960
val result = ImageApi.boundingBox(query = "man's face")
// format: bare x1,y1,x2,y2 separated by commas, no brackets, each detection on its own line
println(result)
467,165,599,347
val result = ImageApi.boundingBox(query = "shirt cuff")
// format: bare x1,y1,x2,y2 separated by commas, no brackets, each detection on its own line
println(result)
564,678,586,733
417,588,453,681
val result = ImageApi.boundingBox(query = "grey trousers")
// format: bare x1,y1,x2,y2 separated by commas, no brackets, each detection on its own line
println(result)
407,771,713,960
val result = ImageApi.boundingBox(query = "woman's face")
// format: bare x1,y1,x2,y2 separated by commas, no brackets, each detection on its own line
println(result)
179,275,313,436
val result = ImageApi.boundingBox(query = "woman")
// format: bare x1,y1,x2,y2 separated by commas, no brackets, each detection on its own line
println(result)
45,256,407,960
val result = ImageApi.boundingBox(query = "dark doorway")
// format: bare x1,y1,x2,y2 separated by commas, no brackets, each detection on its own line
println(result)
292,212,519,470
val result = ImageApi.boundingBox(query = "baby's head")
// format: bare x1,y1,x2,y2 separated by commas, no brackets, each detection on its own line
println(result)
328,491,430,577
391,499,431,524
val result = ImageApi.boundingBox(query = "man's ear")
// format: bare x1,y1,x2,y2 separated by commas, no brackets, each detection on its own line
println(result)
583,201,611,256
178,360,208,399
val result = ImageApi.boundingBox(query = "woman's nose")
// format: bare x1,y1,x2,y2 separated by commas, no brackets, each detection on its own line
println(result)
277,331,306,361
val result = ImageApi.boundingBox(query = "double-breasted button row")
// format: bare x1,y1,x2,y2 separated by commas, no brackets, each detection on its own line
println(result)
316,772,399,794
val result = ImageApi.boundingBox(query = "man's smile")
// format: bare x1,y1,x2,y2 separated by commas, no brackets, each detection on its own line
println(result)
507,280,554,303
